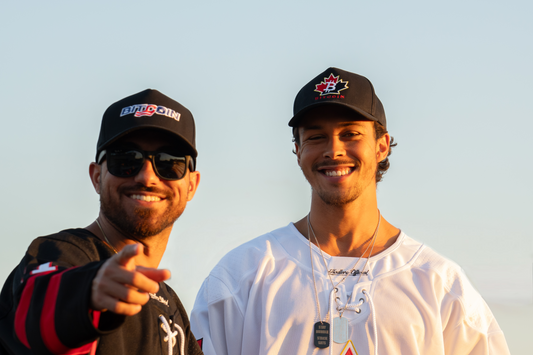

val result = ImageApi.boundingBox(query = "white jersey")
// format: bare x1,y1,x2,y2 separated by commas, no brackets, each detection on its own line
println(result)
190,224,509,355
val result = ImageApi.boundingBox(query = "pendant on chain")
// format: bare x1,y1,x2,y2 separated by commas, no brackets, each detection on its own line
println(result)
333,317,349,344
313,322,330,349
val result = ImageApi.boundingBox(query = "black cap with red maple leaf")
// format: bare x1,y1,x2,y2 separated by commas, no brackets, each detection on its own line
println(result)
289,67,386,129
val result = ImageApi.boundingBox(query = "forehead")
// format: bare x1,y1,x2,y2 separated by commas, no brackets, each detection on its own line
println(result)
298,105,374,131
114,128,185,151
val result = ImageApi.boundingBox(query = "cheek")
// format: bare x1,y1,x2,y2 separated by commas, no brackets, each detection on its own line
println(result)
360,141,379,159
99,174,121,199
297,143,316,159
97,174,107,194
171,181,189,199
297,149,312,169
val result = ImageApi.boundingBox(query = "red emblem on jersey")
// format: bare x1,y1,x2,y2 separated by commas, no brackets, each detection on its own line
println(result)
315,73,349,96
30,262,58,275
339,340,359,355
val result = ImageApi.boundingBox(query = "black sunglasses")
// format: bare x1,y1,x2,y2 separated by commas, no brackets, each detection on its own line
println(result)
98,147,194,181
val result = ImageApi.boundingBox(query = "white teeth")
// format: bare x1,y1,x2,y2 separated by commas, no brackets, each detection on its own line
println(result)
130,194,161,202
325,168,351,177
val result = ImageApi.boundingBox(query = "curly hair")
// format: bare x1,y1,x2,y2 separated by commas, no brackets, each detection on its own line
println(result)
292,121,396,183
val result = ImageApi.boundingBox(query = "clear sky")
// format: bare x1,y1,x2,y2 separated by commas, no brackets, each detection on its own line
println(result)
1,1,531,353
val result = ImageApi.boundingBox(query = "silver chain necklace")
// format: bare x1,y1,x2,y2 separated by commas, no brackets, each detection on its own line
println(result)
307,210,381,346
307,218,332,349
95,218,118,254
308,217,375,291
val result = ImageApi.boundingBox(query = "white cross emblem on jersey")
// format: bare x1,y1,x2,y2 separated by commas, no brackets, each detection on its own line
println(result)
30,262,58,275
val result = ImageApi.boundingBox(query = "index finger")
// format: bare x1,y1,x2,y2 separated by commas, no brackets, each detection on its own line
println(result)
136,266,171,283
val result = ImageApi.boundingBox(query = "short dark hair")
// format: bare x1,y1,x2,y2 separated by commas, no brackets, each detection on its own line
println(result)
292,121,397,183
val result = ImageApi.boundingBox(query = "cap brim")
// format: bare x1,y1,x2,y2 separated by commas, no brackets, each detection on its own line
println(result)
96,125,198,161
289,101,379,127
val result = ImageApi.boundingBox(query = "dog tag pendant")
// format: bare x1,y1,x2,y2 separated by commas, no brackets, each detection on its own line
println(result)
313,322,330,348
333,317,348,343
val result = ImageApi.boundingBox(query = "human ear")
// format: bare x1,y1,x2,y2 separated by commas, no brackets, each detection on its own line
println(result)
186,171,201,201
376,133,391,162
89,162,102,194
295,143,302,167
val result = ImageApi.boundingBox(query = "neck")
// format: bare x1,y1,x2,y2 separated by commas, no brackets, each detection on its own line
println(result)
85,213,170,268
295,191,400,257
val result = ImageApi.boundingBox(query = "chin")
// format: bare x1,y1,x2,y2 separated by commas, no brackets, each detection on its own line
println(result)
316,189,361,206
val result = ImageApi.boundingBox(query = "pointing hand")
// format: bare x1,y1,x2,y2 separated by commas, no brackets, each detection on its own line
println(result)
91,244,171,316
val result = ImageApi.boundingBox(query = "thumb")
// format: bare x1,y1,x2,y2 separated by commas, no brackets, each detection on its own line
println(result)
116,243,143,268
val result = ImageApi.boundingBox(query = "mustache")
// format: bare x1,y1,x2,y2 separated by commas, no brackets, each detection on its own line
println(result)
119,184,170,198
312,159,359,170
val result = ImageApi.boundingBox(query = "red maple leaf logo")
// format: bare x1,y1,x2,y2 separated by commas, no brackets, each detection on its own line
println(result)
314,74,349,95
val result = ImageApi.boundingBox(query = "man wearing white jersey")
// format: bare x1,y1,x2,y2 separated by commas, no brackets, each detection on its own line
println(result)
190,68,510,355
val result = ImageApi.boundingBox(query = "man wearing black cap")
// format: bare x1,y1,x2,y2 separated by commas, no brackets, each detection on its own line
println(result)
190,68,509,355
0,89,203,355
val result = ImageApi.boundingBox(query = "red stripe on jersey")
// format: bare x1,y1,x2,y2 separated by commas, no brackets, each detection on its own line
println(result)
14,276,37,348
91,309,101,328
88,309,101,355
40,269,94,354
89,340,98,355
14,267,65,348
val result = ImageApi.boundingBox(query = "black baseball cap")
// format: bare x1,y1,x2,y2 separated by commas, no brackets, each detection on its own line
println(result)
289,67,386,129
96,89,197,163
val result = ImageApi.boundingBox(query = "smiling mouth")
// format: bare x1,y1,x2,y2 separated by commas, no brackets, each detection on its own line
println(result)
129,194,162,202
321,167,354,177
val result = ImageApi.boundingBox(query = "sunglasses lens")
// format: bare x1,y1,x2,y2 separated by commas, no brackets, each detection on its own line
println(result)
105,148,189,180
155,153,187,180
107,150,144,177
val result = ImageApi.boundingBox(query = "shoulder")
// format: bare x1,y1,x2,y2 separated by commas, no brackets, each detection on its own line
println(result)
199,224,305,299
397,234,496,333
212,224,302,274
161,282,185,309
25,228,114,265
376,232,463,276
376,233,480,303
388,233,471,289
406,236,467,287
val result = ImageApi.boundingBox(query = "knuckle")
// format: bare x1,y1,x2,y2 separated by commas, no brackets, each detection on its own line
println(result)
93,276,110,293
114,302,140,316
130,272,144,286
122,289,149,305
139,292,150,305
109,302,121,314
100,265,115,279
122,289,136,302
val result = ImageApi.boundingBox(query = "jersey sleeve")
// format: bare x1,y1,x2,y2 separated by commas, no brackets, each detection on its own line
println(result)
0,235,125,354
190,275,245,355
439,269,510,355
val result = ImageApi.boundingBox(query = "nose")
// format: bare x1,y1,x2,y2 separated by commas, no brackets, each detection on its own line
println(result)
323,136,346,159
134,158,159,185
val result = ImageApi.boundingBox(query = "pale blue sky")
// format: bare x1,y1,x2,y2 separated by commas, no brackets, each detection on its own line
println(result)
1,1,531,352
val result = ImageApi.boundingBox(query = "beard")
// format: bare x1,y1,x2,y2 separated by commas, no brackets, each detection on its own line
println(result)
307,160,376,207
100,183,186,239
314,184,363,206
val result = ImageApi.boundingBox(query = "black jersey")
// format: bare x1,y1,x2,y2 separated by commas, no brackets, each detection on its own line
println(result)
0,229,203,355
